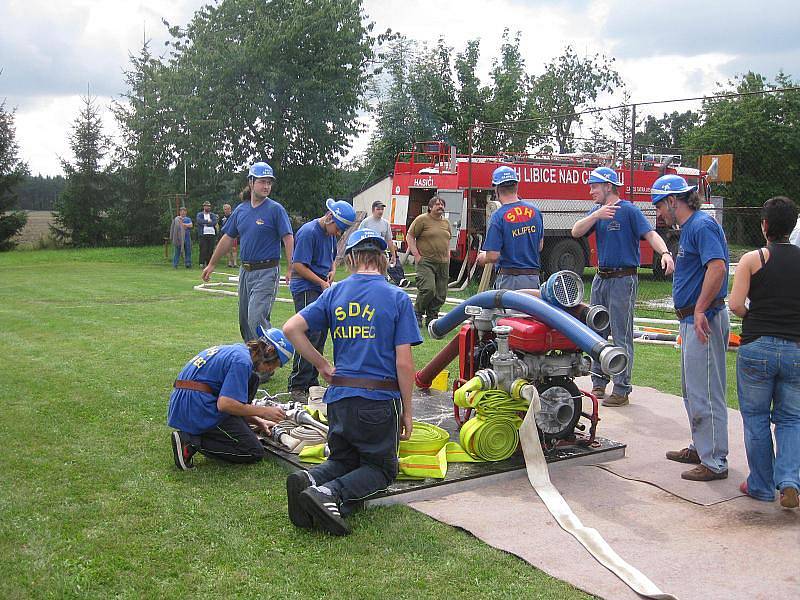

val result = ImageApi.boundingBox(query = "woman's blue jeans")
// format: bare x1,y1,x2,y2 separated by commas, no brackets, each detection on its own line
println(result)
737,336,800,500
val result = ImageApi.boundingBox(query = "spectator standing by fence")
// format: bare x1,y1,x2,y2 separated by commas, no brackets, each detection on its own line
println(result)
652,174,730,482
219,203,237,267
170,206,193,268
197,201,218,268
729,196,800,509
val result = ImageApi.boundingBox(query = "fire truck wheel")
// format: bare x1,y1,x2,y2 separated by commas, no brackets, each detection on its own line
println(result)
535,377,582,440
543,238,586,278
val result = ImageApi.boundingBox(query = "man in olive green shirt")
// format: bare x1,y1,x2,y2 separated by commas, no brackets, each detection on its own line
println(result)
405,196,451,328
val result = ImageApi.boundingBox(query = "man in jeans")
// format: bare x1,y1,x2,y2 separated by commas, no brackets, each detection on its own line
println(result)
202,162,294,342
288,199,356,402
571,167,674,407
652,174,730,482
405,196,451,328
196,201,218,268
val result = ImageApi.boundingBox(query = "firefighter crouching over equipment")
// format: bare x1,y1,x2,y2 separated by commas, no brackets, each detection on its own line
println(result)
283,229,422,536
167,326,294,470
571,167,675,407
477,165,545,290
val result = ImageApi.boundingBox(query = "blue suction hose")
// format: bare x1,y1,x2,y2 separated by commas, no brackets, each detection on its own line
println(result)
428,290,628,377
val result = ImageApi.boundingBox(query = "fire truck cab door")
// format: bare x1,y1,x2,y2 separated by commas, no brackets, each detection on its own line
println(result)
437,189,464,251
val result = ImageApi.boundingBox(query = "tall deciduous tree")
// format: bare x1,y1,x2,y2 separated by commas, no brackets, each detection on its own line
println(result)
531,46,622,153
160,0,376,215
637,110,700,153
52,94,115,247
0,100,28,250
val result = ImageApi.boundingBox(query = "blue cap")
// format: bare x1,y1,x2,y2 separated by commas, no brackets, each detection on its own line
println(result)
588,167,622,186
248,162,275,180
325,198,357,232
345,228,388,254
650,174,697,204
256,325,294,366
492,166,520,186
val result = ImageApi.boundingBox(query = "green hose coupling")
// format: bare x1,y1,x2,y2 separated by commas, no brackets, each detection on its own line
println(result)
453,375,486,408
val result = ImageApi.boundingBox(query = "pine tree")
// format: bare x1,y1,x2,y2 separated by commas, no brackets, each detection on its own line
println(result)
52,94,115,247
0,100,29,251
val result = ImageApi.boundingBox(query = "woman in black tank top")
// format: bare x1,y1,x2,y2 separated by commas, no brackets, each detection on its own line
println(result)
729,196,800,509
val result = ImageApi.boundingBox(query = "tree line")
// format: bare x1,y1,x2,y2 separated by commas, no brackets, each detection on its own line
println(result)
1,0,798,250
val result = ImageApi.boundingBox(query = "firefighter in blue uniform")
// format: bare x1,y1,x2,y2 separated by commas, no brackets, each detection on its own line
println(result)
571,166,674,407
478,165,545,290
652,174,730,481
168,326,294,470
282,229,422,536
288,199,357,400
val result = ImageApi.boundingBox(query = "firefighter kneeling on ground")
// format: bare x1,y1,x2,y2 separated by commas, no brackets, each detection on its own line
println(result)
282,228,422,536
167,325,294,470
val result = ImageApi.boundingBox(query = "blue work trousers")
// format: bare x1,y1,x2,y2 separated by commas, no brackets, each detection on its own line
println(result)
238,266,280,342
308,396,401,515
495,273,540,291
172,236,192,268
679,310,730,474
288,289,327,392
737,336,800,500
590,274,637,396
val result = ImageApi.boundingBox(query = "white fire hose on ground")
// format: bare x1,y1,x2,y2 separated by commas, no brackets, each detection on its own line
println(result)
518,384,678,599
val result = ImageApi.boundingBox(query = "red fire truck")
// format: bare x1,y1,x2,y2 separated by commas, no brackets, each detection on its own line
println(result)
382,141,710,277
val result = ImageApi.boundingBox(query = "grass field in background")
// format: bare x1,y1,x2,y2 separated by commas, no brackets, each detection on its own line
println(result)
0,246,741,597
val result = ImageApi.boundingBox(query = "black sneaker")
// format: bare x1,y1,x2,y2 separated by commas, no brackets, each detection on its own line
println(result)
286,471,313,529
299,487,351,536
171,430,196,471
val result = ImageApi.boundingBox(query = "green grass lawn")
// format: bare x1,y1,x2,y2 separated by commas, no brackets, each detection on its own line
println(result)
0,246,741,598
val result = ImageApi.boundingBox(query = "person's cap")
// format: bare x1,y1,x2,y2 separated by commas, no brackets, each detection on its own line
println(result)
650,174,697,204
256,325,294,366
372,200,386,209
345,228,388,254
588,167,622,186
491,165,520,186
202,201,211,207
325,198,357,232
248,162,275,180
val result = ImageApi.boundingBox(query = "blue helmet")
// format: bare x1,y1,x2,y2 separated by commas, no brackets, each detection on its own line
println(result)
325,198,357,232
492,166,520,186
256,325,294,366
248,162,275,180
345,228,388,254
650,174,697,204
588,167,622,186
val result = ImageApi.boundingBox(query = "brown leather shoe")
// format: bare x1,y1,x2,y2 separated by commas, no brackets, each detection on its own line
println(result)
666,447,701,464
602,393,629,407
591,386,606,399
681,465,728,481
780,487,799,509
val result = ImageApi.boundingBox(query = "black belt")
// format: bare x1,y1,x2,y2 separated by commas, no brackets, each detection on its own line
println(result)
597,267,637,279
330,376,400,391
174,379,214,394
498,267,540,276
241,259,279,271
675,297,725,320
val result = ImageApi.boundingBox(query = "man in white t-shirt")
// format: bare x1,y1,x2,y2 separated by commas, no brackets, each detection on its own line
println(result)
790,215,800,248
359,201,397,264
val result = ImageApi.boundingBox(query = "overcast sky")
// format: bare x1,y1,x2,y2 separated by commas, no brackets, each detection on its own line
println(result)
2,0,798,176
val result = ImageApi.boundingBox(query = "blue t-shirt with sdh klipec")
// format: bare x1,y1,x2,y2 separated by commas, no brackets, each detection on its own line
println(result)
483,201,544,269
290,220,337,295
221,198,292,263
300,274,423,404
672,210,729,323
585,200,653,268
167,344,252,434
